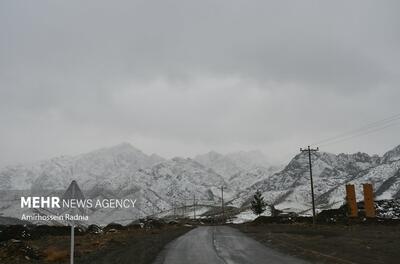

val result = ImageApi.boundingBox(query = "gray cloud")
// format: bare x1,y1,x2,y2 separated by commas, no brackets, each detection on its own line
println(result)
1,0,400,166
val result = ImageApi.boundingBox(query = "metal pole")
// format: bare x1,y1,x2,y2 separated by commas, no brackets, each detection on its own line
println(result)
70,222,74,264
71,183,76,264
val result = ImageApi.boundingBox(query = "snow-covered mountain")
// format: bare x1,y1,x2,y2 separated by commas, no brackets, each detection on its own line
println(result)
230,146,400,215
1,142,400,224
0,144,229,224
194,150,279,190
121,157,228,216
195,151,242,179
0,143,164,191
0,143,166,224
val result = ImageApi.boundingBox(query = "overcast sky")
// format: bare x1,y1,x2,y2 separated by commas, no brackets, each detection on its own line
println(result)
1,0,400,167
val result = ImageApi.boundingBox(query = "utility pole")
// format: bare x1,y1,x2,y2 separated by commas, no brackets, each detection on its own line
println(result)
183,199,186,218
193,194,196,220
221,186,225,221
300,146,319,225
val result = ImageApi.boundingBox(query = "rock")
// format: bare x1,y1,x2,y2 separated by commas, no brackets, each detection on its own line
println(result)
87,224,102,234
104,223,125,232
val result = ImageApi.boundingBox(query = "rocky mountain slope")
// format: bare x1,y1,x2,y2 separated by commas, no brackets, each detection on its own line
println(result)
230,145,400,215
0,143,164,191
0,144,230,224
1,143,400,224
194,150,279,191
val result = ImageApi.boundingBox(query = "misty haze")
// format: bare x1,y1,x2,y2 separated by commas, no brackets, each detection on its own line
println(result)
1,1,400,264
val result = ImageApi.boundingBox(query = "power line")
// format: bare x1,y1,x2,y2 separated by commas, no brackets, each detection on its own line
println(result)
274,113,400,167
319,121,400,147
311,113,400,146
276,150,302,165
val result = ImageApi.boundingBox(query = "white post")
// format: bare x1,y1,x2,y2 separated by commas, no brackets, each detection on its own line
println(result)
70,221,74,264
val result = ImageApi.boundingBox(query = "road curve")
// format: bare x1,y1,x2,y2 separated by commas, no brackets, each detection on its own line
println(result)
153,226,308,264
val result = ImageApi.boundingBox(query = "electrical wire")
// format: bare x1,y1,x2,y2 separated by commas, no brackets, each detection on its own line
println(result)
319,119,400,147
311,112,400,146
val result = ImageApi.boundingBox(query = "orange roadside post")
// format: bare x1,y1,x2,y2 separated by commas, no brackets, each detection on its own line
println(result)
345,184,358,218
363,183,376,218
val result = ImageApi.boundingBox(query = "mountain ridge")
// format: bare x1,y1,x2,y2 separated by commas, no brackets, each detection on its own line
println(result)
1,142,400,224
230,145,400,214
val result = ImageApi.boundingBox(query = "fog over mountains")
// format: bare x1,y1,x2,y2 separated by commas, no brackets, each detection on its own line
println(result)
1,142,400,224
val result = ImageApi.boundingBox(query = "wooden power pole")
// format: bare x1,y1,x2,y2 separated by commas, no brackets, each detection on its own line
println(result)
221,186,225,220
300,146,319,225
193,195,196,220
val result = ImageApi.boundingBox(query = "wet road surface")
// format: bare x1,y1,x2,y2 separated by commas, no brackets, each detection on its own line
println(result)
153,226,308,264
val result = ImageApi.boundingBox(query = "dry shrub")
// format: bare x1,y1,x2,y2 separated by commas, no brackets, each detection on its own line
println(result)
43,247,69,262
91,240,101,246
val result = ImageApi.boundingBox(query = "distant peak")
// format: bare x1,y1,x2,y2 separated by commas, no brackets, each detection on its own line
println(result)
83,142,147,158
229,149,266,156
171,156,188,162
195,151,223,160
107,142,141,152
150,153,163,158
388,144,400,153
149,153,166,163
115,142,134,148
207,150,223,157
382,144,400,163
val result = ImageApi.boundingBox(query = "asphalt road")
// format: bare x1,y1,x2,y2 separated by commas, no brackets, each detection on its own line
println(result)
153,226,308,264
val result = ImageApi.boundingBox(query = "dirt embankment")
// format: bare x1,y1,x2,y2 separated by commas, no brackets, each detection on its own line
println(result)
0,225,192,264
236,222,400,264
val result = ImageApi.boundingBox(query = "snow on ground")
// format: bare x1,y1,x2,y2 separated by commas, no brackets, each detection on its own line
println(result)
228,208,271,224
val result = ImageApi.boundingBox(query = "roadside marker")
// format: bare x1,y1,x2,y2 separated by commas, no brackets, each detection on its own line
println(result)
345,184,358,218
62,180,85,264
363,184,376,218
